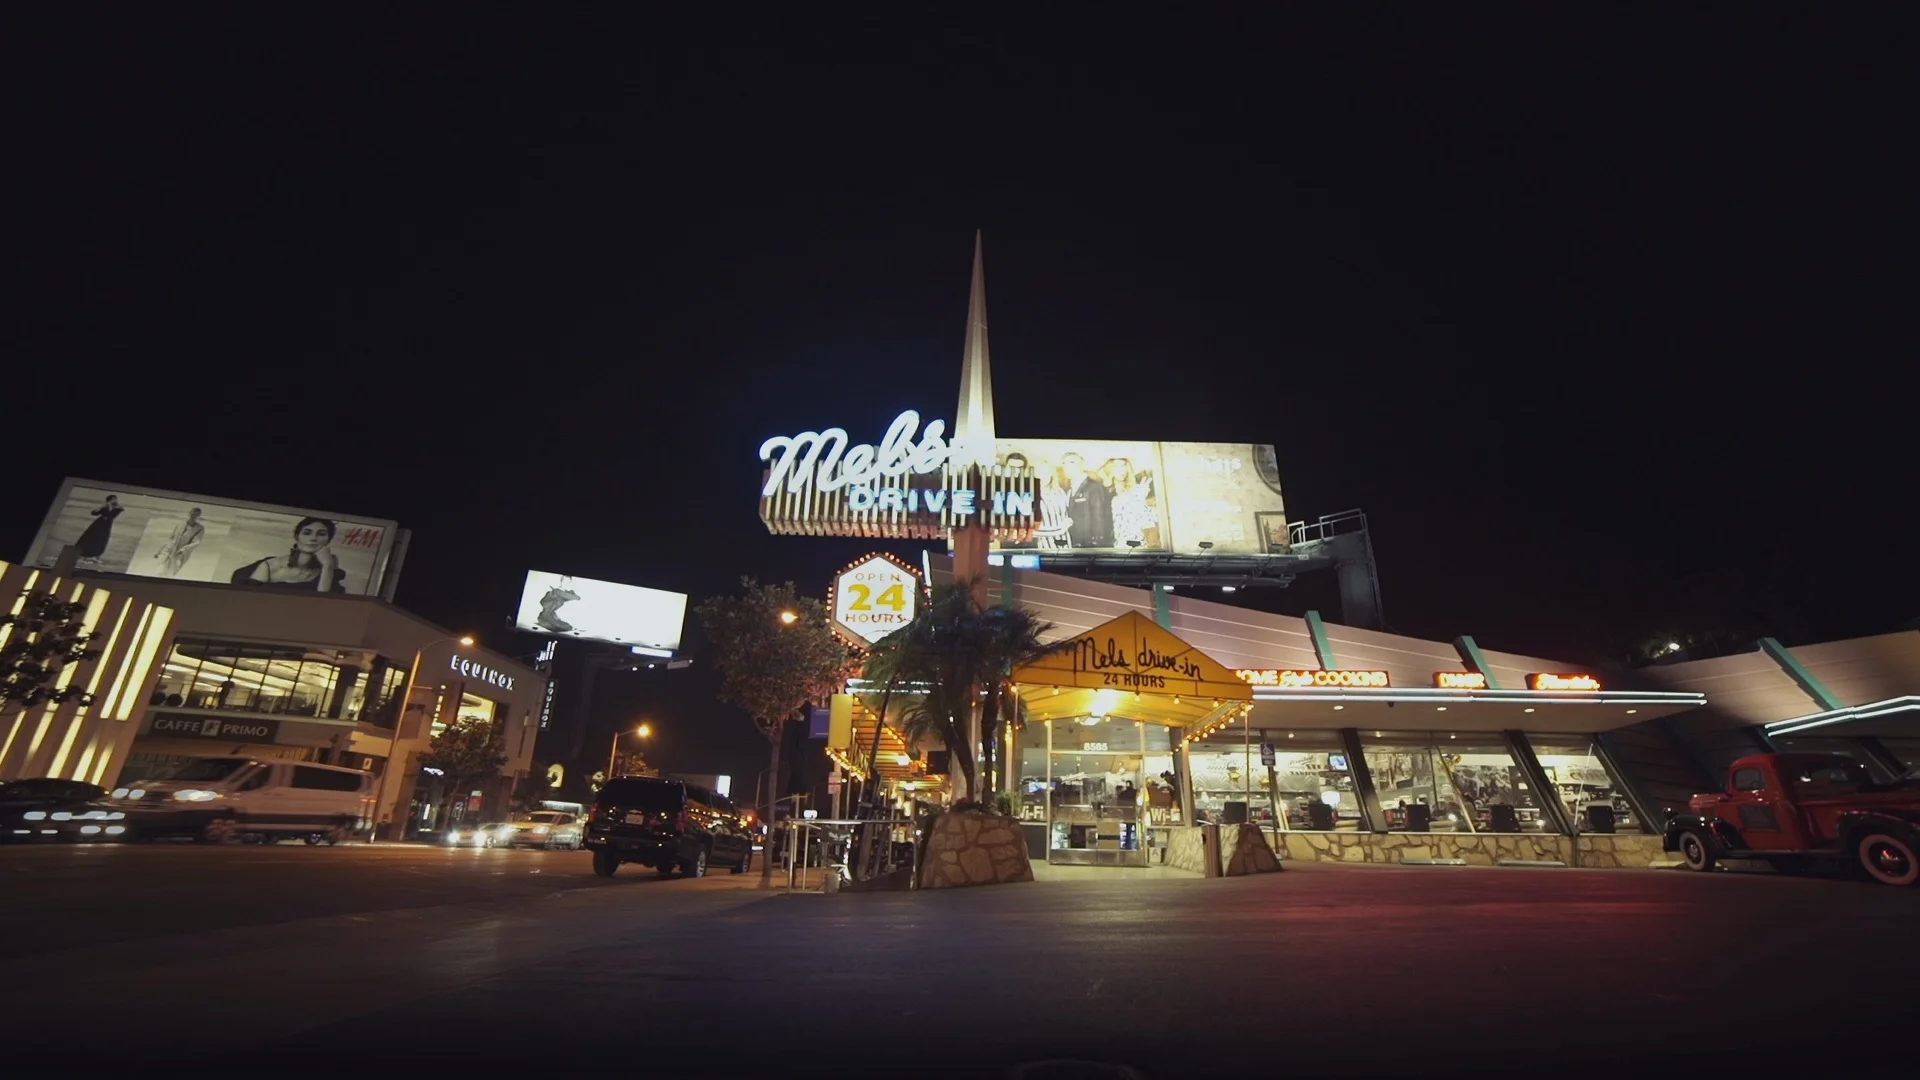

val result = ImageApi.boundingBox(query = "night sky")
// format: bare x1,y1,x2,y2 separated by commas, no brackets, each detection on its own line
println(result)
5,8,1912,782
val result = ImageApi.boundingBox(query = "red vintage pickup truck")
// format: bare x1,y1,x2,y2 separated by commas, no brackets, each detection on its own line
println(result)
1665,752,1920,886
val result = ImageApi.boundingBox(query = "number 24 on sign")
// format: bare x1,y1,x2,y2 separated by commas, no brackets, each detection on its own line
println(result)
844,583,908,612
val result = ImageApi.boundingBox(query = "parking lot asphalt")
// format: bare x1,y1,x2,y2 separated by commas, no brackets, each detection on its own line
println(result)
3,845,1916,1078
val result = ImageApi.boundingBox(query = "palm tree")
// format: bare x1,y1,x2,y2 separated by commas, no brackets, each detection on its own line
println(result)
860,582,1068,805
892,584,986,798
969,603,1069,799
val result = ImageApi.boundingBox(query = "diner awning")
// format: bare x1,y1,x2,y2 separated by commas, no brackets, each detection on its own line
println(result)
1764,695,1920,739
1011,610,1251,729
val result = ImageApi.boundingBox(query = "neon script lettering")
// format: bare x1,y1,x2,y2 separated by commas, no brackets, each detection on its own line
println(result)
759,410,951,497
1236,669,1390,688
1527,673,1601,691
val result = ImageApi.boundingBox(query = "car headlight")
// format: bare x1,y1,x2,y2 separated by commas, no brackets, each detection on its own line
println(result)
111,788,130,799
173,790,221,802
447,830,462,844
23,811,47,821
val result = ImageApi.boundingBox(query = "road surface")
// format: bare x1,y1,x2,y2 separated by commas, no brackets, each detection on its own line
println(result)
2,843,1915,1078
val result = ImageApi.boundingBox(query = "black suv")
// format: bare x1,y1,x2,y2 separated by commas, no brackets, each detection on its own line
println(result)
586,777,753,878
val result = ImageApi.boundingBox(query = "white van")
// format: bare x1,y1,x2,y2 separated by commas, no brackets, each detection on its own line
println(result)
112,756,374,844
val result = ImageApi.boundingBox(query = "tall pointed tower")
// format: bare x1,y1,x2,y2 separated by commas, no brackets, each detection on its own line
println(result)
952,231,997,470
950,231,996,613
950,232,997,800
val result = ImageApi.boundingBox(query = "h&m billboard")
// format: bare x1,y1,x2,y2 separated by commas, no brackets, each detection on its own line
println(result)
24,478,403,598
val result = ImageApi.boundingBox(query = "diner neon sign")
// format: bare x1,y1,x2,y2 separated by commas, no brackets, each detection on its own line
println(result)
758,409,951,497
1433,672,1488,689
1527,673,1601,691
1235,669,1390,689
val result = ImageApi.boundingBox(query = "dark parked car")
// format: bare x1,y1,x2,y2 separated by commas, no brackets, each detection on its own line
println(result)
585,777,753,878
1,778,124,842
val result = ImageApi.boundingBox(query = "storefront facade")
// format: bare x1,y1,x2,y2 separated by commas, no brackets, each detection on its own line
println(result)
78,575,546,835
0,559,178,787
934,562,1707,870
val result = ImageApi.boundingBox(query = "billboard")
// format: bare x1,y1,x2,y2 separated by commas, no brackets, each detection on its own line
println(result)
23,478,400,597
514,570,687,651
990,439,1287,556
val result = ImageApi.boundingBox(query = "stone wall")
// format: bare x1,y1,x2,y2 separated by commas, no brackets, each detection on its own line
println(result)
1223,824,1281,875
1165,825,1216,876
1271,829,1675,868
916,810,1035,889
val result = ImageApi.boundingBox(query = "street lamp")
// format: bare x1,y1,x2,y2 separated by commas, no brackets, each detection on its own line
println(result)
608,722,653,779
371,633,476,841
779,610,799,625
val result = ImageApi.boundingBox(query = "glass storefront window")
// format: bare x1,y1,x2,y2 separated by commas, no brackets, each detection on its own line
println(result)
222,645,272,711
1362,733,1551,834
435,693,496,738
1016,721,1049,822
1190,727,1356,830
150,639,385,721
1529,735,1650,833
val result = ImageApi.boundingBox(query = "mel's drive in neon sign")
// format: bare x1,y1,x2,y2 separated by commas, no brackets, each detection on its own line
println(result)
757,410,1035,520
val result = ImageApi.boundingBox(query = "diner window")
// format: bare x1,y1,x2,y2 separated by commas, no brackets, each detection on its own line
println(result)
1530,735,1651,834
1043,716,1156,866
1189,726,1359,831
1362,733,1552,834
1017,720,1049,822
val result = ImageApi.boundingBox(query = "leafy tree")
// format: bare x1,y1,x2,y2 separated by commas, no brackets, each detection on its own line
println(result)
694,578,856,887
969,602,1067,796
419,716,507,826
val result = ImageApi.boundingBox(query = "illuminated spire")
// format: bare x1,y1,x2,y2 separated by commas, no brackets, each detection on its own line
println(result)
953,230,997,470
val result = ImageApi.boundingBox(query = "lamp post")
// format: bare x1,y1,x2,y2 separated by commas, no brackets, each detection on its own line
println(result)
607,722,652,780
370,633,473,842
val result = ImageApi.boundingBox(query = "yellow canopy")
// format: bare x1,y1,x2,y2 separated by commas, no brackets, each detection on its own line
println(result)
1012,610,1251,729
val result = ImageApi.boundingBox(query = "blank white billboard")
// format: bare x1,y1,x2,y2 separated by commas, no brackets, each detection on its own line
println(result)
514,570,687,651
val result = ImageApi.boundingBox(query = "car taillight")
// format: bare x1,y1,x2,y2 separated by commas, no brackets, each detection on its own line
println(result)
676,810,690,832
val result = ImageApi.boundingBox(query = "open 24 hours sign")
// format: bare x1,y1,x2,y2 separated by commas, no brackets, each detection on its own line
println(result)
829,552,923,647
